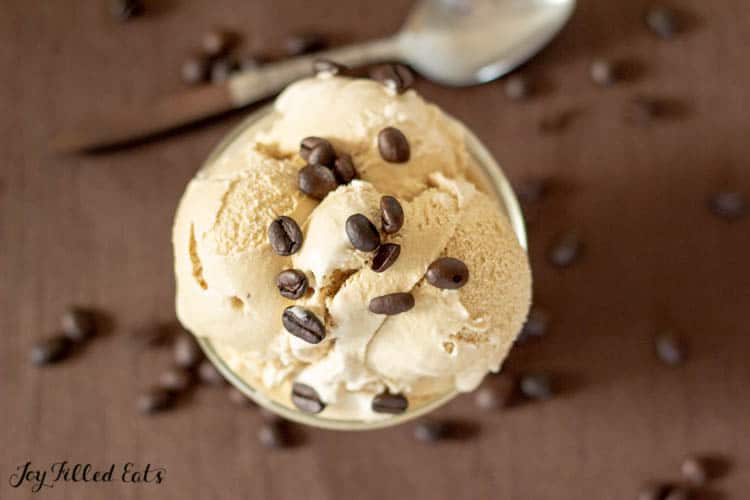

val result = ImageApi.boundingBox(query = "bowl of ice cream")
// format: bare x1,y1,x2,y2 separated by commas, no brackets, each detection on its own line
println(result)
172,72,531,430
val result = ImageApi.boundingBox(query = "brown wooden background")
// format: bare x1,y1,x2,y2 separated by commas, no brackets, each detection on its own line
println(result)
1,1,749,499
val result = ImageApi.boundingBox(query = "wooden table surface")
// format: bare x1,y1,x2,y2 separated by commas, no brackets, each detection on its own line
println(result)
2,1,748,499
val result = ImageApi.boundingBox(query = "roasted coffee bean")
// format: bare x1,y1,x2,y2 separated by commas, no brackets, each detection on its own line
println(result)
625,96,661,125
198,359,226,386
414,419,449,442
664,487,691,500
258,419,288,448
313,59,347,77
110,0,142,21
291,382,325,413
681,456,708,485
333,154,357,184
369,293,415,315
372,391,408,414
655,331,685,366
590,59,617,86
210,57,238,84
298,164,338,200
158,368,194,393
268,216,303,256
371,243,401,273
516,306,550,343
345,214,380,251
426,257,469,289
202,29,233,57
709,191,746,220
30,335,73,365
370,64,414,94
504,75,530,100
520,373,554,400
285,32,327,56
132,321,176,348
61,306,97,343
181,55,210,85
276,269,309,299
137,387,176,414
548,231,581,267
378,127,410,163
282,306,326,344
307,141,336,167
380,196,404,234
474,374,516,411
174,333,204,369
638,483,670,500
228,387,257,408
300,137,329,161
646,6,679,39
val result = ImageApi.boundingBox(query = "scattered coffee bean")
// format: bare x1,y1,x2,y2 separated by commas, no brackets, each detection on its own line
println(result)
137,387,176,414
548,231,581,267
516,306,550,343
181,55,210,85
371,243,401,273
158,367,194,393
625,96,661,125
414,419,450,442
132,321,176,348
276,269,309,300
291,382,325,413
638,483,670,500
298,164,338,200
646,6,679,39
346,213,381,251
268,216,303,256
378,127,410,163
61,306,97,343
282,306,326,344
504,75,530,100
380,196,404,234
228,387,256,408
198,359,226,386
258,418,288,448
313,59,347,77
369,292,415,315
426,257,469,289
210,57,238,84
474,374,516,411
372,391,409,414
709,191,746,220
285,32,327,56
110,0,142,21
173,333,204,369
681,456,708,485
30,335,73,365
370,64,414,94
655,331,685,366
520,373,554,400
299,137,329,161
201,29,233,58
664,486,691,500
333,154,357,184
307,141,336,167
590,59,617,86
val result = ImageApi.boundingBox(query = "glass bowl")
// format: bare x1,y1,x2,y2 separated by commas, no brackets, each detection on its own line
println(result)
195,104,528,430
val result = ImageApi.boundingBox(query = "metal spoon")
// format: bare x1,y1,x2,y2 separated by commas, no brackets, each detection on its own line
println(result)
53,0,576,152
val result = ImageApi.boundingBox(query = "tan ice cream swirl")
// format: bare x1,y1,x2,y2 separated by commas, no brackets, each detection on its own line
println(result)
173,73,531,421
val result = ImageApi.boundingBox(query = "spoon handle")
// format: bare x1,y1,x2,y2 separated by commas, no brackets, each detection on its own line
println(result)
228,37,401,106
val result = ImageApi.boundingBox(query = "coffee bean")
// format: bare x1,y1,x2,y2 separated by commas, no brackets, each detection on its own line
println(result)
258,418,288,448
590,59,617,86
548,231,581,267
173,333,204,369
137,387,176,414
158,367,194,393
371,243,401,273
520,373,554,400
181,55,210,85
504,75,530,100
298,164,338,200
291,382,325,413
372,391,409,414
198,359,226,386
414,419,449,442
210,57,238,84
646,6,679,39
370,64,414,94
132,321,176,348
345,214,380,251
268,216,303,256
709,191,746,220
285,32,327,56
110,0,142,21
313,59,347,77
30,335,73,365
516,306,550,343
426,257,469,289
681,456,708,485
299,137,329,161
333,154,357,184
378,127,410,163
664,487,691,500
625,96,661,125
638,483,670,500
369,293,415,315
282,306,326,344
474,374,516,411
655,331,685,366
276,269,309,299
61,306,97,343
307,141,336,167
202,29,233,58
380,196,404,234
228,387,257,408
